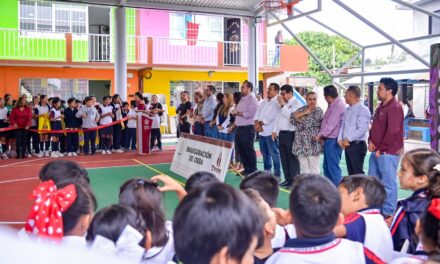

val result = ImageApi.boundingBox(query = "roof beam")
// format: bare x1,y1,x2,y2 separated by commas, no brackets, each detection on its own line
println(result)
364,33,440,49
53,0,256,17
333,68,428,78
334,49,363,75
333,0,429,68
391,0,440,20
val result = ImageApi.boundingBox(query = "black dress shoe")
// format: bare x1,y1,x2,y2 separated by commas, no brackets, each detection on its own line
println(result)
279,180,292,187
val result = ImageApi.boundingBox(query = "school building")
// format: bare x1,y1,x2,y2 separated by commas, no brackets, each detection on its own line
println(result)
0,0,308,116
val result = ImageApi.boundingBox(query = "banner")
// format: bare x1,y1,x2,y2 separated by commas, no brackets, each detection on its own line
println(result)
137,113,152,155
170,133,233,182
430,44,440,151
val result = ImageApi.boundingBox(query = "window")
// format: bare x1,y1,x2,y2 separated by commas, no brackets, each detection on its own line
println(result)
169,13,223,42
19,1,87,34
170,81,223,107
429,10,440,35
20,78,88,100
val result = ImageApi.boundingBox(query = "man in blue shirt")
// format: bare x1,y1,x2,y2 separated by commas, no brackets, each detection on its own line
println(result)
202,85,218,138
338,86,371,175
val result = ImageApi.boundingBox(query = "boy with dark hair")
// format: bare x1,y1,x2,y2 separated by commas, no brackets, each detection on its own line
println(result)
76,96,99,155
240,171,296,249
335,174,393,262
267,174,383,264
173,183,263,264
184,171,219,193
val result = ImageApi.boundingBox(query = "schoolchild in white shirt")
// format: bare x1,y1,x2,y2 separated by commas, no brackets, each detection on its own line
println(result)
240,171,296,249
266,174,383,264
98,96,114,155
335,175,393,262
125,100,138,151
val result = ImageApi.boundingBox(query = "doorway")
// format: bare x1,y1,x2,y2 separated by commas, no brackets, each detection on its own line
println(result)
89,80,111,103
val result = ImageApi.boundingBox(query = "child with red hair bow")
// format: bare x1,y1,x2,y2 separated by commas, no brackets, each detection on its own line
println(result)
23,179,95,248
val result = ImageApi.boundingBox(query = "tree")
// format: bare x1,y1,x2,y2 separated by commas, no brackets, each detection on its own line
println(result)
285,31,361,86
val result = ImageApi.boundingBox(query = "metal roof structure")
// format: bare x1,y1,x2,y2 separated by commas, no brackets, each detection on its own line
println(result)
56,0,440,88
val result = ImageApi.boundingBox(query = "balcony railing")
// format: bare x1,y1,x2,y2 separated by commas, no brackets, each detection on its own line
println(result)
0,29,281,68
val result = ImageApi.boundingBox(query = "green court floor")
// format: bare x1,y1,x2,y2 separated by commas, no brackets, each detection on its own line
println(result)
87,157,411,220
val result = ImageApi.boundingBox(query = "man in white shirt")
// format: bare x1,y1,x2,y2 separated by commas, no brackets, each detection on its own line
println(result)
255,83,282,179
272,84,302,188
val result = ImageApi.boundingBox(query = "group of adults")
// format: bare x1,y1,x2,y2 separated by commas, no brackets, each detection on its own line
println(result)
175,78,403,219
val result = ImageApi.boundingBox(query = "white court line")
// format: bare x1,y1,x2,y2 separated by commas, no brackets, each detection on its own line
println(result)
0,177,38,184
0,222,25,225
0,157,48,168
86,162,172,170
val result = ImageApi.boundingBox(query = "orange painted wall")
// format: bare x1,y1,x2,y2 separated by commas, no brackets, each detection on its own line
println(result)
0,66,139,100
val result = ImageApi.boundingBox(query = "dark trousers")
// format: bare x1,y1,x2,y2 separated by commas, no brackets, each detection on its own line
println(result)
178,122,190,137
279,131,300,183
60,135,66,153
345,141,367,175
113,124,122,150
15,129,28,157
125,128,136,150
121,127,127,148
194,122,205,136
83,130,96,154
26,127,39,154
235,125,257,175
150,128,162,149
66,132,79,153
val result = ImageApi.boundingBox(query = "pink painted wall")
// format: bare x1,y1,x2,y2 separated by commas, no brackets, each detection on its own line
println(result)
139,9,169,37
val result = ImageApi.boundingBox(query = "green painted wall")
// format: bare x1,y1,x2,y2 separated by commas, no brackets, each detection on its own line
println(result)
0,2,136,63
0,0,19,29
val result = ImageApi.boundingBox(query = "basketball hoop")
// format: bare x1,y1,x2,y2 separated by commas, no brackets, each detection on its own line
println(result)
260,0,300,16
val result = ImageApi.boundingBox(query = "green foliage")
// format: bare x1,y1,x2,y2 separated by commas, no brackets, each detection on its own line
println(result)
285,31,361,86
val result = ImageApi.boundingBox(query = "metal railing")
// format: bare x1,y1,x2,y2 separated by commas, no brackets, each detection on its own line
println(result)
0,29,280,68
72,33,148,64
0,28,65,61
152,37,218,66
224,42,281,68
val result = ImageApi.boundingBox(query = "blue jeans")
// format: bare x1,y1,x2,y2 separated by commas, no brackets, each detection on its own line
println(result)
368,153,399,216
323,138,342,186
204,122,216,138
194,122,205,136
259,135,281,177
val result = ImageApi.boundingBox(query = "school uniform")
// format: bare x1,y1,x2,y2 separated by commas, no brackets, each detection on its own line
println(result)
125,109,137,150
50,108,63,137
98,104,113,136
149,102,163,150
9,106,33,158
76,106,99,154
344,207,394,262
26,104,40,155
266,233,384,264
389,255,426,264
390,188,429,254
0,106,8,137
64,107,80,154
271,224,296,249
0,106,9,155
142,221,175,264
61,236,88,250
35,104,51,153
111,103,123,151
121,109,128,149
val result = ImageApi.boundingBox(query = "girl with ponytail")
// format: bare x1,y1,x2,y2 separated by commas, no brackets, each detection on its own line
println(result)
390,148,440,255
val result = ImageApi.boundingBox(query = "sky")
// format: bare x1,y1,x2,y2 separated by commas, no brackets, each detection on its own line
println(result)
266,0,417,61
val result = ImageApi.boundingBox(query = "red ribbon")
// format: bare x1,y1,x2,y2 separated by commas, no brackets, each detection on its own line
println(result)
0,117,128,133
25,180,77,240
428,198,440,220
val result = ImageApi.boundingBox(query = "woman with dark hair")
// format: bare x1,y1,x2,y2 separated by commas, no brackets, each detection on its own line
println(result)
9,96,32,159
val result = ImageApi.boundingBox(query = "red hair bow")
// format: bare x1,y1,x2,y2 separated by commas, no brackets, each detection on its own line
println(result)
25,180,77,240
428,198,440,220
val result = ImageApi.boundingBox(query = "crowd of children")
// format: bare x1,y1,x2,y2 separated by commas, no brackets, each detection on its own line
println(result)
0,92,164,159
0,146,437,263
